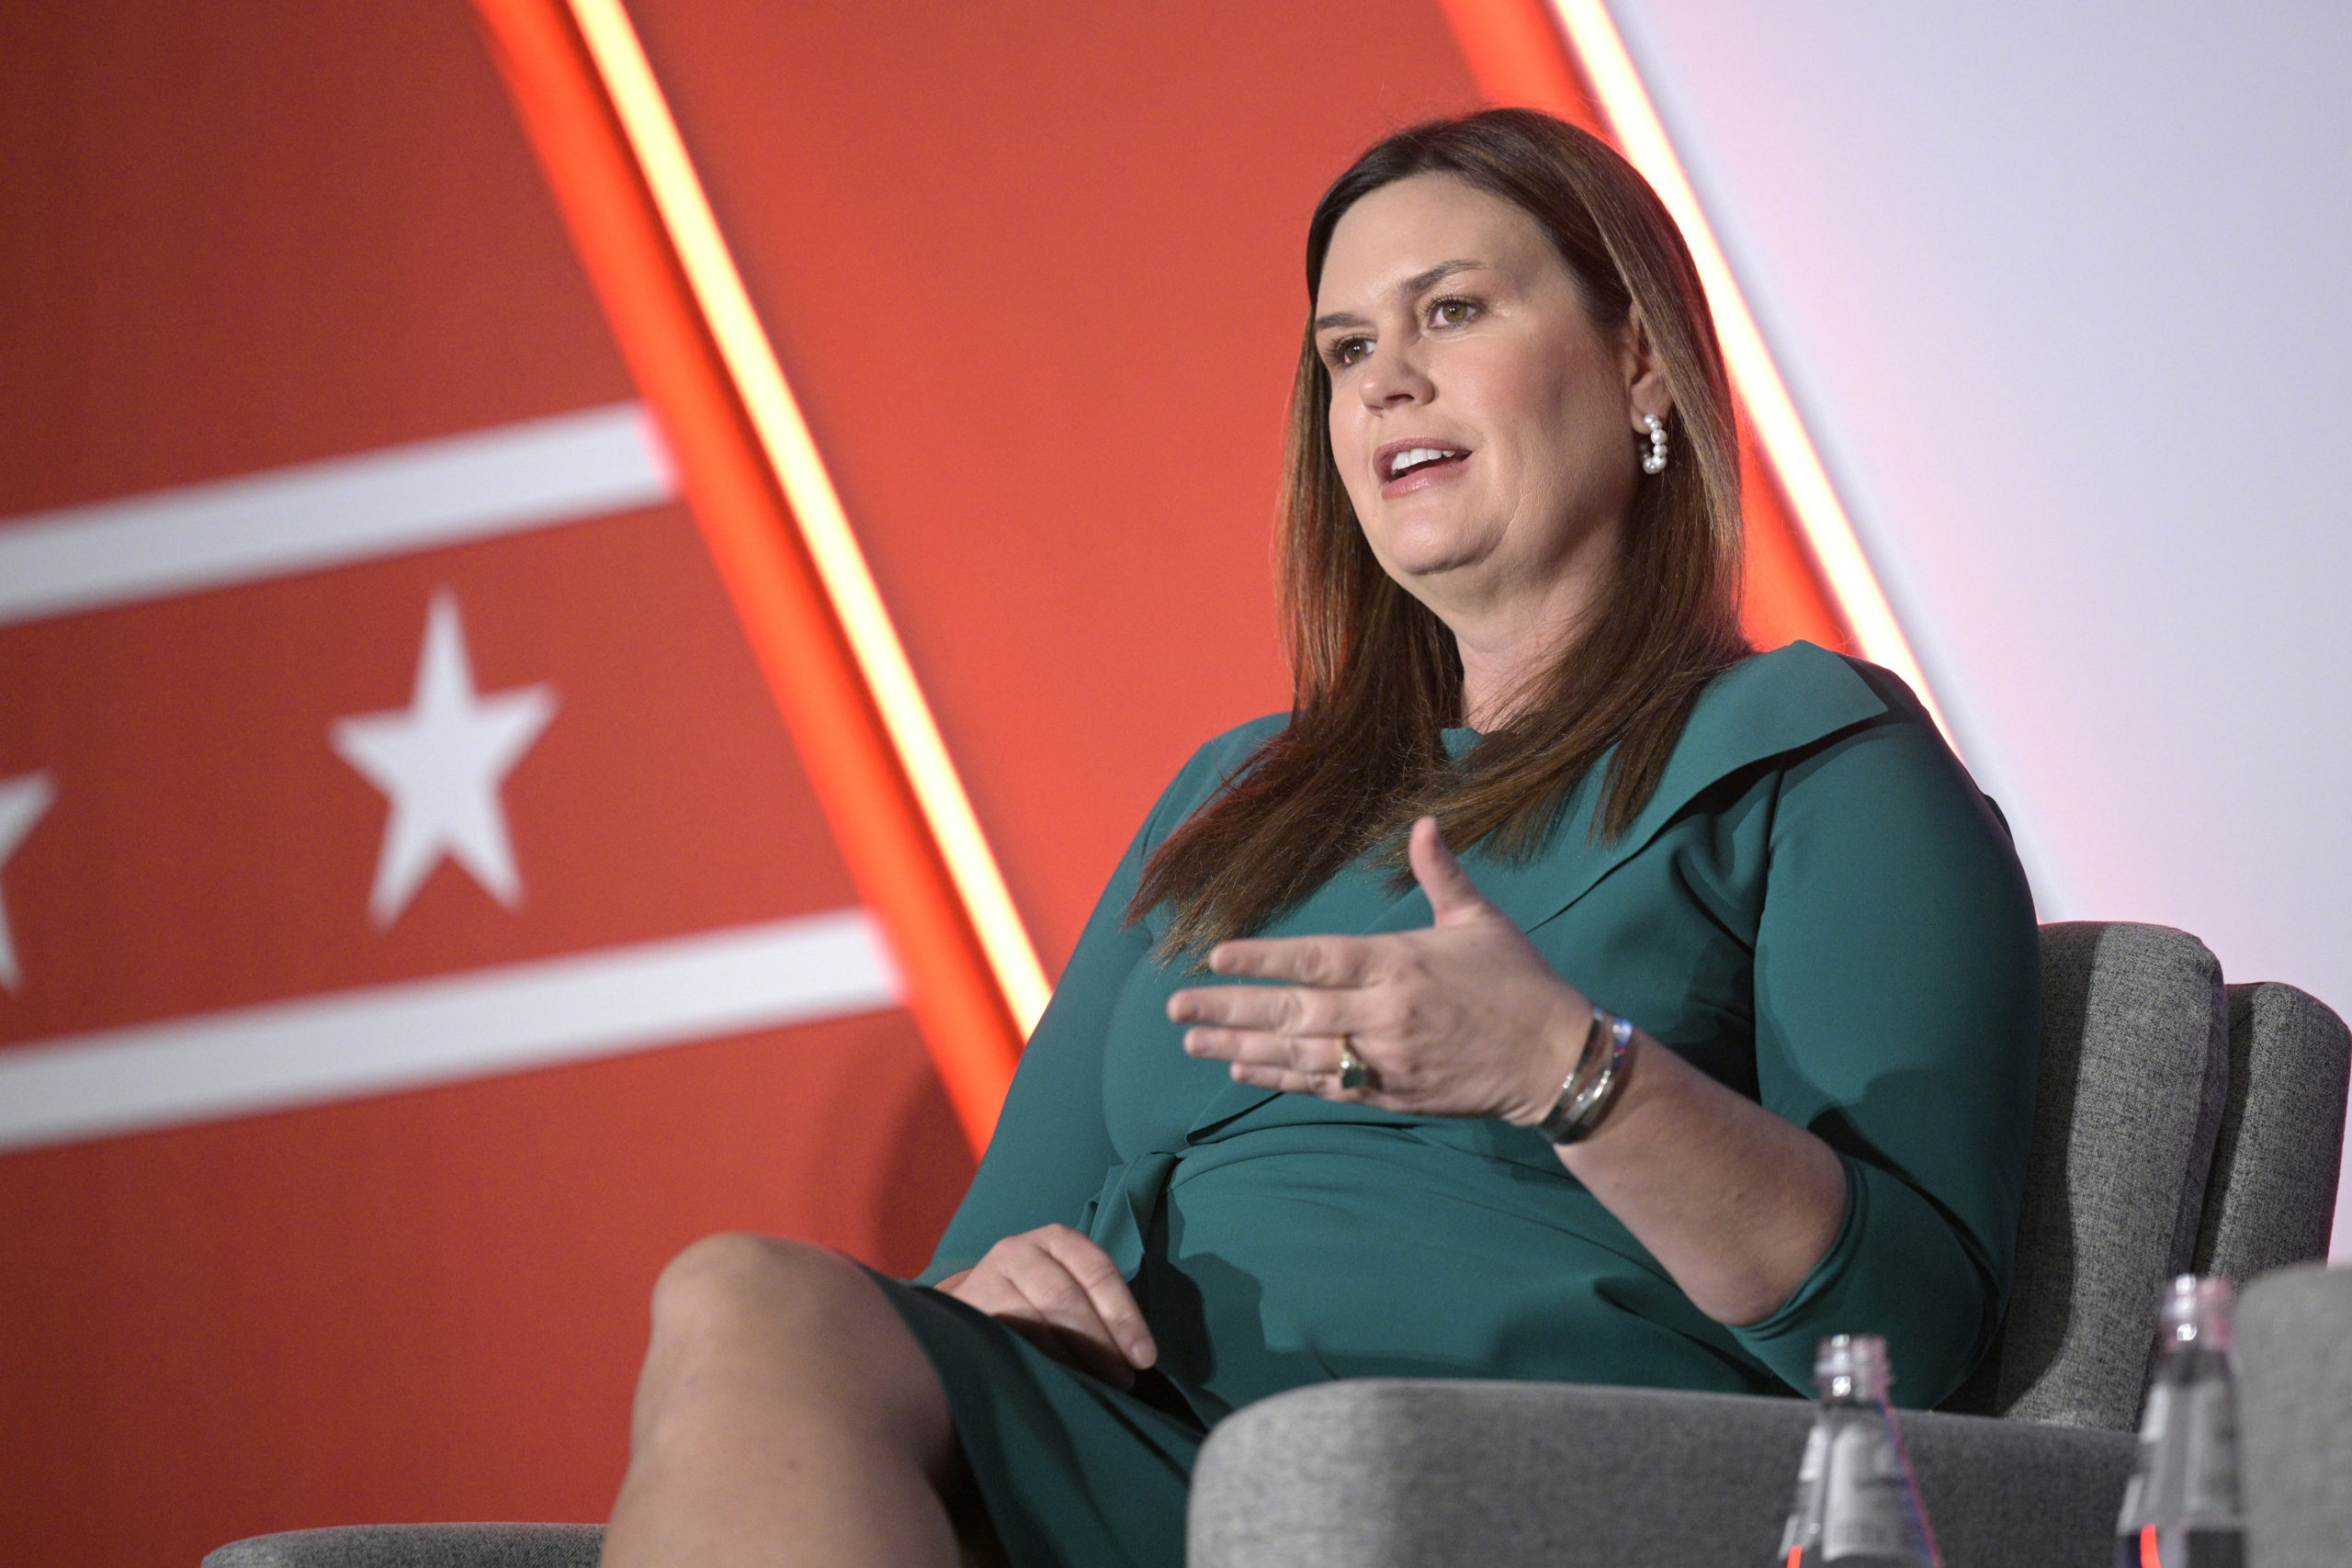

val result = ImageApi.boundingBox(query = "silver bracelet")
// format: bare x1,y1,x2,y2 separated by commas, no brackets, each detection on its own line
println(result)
1537,1009,1634,1144
1540,1007,1610,1128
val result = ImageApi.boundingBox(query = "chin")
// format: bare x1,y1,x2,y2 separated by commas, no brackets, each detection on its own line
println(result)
1375,520,1498,581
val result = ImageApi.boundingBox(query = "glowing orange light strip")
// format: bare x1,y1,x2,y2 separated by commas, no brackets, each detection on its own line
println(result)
1544,0,1951,739
471,0,1037,1152
560,0,1051,1036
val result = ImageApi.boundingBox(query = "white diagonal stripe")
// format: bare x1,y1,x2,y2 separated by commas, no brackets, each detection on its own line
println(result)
0,910,898,1152
0,402,673,626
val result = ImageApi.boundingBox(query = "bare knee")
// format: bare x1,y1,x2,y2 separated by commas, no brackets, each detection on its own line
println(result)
638,1234,942,1450
650,1233,864,1347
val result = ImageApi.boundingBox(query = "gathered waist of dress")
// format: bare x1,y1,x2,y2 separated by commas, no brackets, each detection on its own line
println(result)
1075,1116,1599,1280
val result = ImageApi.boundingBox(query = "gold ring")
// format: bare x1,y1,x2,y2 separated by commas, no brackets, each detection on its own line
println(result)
1335,1039,1368,1090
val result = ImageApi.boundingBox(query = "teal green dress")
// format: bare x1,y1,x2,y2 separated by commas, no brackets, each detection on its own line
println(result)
875,643,2041,1568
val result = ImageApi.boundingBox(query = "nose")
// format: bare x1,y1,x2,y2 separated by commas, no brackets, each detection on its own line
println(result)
1356,340,1434,410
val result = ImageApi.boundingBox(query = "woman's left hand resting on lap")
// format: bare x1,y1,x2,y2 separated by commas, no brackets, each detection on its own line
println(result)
1168,816,1851,1328
933,1226,1159,1391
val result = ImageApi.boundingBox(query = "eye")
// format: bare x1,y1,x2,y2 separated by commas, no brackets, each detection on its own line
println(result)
1429,296,1482,328
1326,335,1374,369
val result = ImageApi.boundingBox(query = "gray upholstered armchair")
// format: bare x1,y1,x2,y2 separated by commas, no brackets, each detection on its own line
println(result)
205,922,2350,1568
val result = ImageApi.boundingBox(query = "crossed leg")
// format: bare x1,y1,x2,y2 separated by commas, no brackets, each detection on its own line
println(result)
601,1234,994,1568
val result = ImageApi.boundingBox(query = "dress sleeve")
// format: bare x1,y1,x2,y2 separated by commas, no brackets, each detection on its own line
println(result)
1725,696,2041,1406
912,744,1219,1285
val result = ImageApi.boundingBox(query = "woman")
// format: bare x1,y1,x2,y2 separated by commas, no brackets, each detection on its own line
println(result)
602,108,2039,1568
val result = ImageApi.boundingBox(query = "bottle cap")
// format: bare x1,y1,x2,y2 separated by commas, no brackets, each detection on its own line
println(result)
2160,1273,2234,1351
1815,1333,1893,1402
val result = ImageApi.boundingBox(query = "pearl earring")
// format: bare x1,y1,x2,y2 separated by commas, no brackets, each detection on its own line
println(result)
1642,414,1669,475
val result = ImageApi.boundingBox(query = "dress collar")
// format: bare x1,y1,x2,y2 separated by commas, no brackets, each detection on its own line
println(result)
1184,641,1892,1140
1466,640,1888,937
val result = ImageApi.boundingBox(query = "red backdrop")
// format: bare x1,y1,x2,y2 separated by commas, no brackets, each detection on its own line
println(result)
618,0,1491,972
0,2,1502,1562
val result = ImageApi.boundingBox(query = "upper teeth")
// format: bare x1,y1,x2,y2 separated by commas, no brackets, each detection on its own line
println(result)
1389,446,1458,478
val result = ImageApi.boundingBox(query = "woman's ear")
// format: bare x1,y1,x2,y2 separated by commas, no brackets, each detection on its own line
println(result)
1622,302,1673,431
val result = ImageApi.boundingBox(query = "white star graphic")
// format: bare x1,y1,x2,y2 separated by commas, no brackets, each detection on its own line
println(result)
333,591,557,928
0,772,55,991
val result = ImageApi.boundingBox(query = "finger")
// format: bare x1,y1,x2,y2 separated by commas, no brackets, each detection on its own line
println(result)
1227,1060,1360,1099
1039,1226,1158,1369
1203,933,1380,986
942,1266,1023,1318
1182,1025,1347,1071
1408,817,1493,926
1003,1258,1142,1386
951,1267,1130,1384
1167,982,1358,1035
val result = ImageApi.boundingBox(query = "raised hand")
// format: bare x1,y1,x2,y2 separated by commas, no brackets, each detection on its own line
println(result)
1167,817,1589,1125
934,1225,1158,1389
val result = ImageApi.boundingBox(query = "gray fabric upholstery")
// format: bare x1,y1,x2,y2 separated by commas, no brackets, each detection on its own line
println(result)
2193,984,2349,1282
1187,1379,2134,1568
2237,1265,2352,1568
199,1524,602,1568
1984,921,2230,1427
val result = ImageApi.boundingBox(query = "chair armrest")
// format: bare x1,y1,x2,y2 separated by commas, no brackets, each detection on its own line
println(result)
201,1524,603,1568
2240,1264,2352,1568
1187,1380,2134,1568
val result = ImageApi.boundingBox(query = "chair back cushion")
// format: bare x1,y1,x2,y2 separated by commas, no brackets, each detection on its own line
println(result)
2192,983,2349,1282
1989,922,2229,1427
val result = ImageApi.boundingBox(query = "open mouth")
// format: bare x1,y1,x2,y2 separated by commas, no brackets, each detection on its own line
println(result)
1379,444,1471,485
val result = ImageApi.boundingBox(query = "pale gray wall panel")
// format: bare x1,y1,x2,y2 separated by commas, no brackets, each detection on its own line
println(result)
1602,0,2352,1253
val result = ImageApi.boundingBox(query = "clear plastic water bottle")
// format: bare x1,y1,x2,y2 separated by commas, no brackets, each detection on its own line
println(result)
2114,1275,2245,1568
1776,1334,1942,1567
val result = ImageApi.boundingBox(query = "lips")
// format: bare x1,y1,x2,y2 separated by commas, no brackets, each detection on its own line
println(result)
1374,438,1472,494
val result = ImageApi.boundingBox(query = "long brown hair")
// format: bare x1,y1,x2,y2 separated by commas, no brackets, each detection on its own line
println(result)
1131,108,1749,953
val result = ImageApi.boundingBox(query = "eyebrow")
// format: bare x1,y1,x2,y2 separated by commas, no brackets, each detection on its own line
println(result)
1312,259,1486,332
